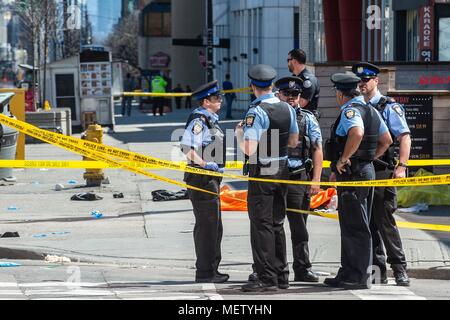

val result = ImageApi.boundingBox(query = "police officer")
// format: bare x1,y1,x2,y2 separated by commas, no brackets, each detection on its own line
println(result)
353,62,412,286
275,76,323,282
287,49,320,114
180,80,229,284
323,73,392,290
235,64,299,292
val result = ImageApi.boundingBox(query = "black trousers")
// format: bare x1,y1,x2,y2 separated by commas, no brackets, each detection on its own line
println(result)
248,163,289,286
336,162,375,285
184,172,223,279
370,169,407,274
286,173,312,274
153,97,164,116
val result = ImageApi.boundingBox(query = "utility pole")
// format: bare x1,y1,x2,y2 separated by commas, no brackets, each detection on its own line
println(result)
42,0,49,108
206,0,213,82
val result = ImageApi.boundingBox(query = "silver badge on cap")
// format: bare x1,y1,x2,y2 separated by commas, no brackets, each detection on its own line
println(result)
357,67,364,74
289,81,296,89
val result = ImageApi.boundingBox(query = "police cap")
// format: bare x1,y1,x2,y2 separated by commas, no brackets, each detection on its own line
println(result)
192,80,221,101
248,64,277,88
274,76,303,92
351,62,380,79
331,73,361,91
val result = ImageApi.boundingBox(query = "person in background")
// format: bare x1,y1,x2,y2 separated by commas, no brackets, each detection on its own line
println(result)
173,84,184,110
185,85,193,109
122,73,136,117
223,74,236,119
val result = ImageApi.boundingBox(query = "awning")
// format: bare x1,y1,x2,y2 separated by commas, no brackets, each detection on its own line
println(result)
392,0,428,11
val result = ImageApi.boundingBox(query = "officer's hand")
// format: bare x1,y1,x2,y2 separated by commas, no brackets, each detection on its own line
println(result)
393,166,407,179
203,162,219,172
336,159,351,175
308,184,321,196
235,121,244,133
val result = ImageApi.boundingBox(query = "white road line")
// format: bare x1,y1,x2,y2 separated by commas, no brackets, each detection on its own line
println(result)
351,280,426,300
24,290,116,296
202,283,224,301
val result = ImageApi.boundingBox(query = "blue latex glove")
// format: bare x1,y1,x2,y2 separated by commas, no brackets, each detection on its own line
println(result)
218,167,225,174
288,159,303,169
203,162,219,172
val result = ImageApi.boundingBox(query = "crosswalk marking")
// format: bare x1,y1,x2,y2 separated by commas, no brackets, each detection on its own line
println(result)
351,279,426,300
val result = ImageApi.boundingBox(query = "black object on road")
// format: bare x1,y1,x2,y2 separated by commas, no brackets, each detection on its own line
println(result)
152,190,189,201
0,232,20,238
71,193,103,201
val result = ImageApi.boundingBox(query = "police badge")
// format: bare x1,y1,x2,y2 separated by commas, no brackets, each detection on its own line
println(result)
245,115,255,127
345,109,356,119
192,120,203,135
289,81,296,89
357,67,364,74
303,80,312,89
393,105,404,117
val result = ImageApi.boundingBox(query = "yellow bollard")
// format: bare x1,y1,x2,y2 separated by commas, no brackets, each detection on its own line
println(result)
82,124,105,187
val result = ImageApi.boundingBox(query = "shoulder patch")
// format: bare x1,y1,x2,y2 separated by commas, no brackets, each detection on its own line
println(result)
192,120,204,135
245,114,256,127
392,104,404,117
345,109,356,119
303,80,312,89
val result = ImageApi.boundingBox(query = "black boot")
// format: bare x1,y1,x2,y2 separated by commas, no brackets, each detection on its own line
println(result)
295,270,319,283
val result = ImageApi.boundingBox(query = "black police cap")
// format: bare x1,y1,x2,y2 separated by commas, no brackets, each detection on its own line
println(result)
352,62,380,78
192,80,220,101
331,73,361,91
248,64,277,88
274,76,303,91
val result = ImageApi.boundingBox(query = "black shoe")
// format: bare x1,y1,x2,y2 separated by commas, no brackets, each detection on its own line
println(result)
372,273,388,284
215,271,230,282
241,280,278,292
340,281,371,290
324,276,342,288
295,270,320,283
195,273,229,284
394,272,410,287
248,272,258,282
278,281,289,290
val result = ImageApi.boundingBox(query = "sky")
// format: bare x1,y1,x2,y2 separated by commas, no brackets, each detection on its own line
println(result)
85,0,122,44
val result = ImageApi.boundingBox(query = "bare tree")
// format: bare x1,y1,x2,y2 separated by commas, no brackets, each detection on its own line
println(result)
104,13,139,70
14,0,57,109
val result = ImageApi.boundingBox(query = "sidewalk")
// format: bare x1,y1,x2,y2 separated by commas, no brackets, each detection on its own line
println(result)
0,106,449,280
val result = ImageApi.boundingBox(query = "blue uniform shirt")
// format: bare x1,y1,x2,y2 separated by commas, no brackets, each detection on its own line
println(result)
289,106,323,168
370,90,410,139
243,93,299,161
181,107,219,149
336,95,388,137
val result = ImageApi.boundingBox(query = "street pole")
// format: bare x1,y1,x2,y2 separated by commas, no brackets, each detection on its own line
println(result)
206,0,213,82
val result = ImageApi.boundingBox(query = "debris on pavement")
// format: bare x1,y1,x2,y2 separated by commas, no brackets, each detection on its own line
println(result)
45,255,71,263
91,211,103,219
7,206,18,212
33,231,71,239
113,192,124,199
152,189,189,201
0,262,21,268
397,203,429,213
0,232,20,238
71,192,103,201
55,184,65,191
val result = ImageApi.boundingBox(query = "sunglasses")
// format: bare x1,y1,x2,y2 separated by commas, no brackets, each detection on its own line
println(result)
360,77,374,83
280,90,301,97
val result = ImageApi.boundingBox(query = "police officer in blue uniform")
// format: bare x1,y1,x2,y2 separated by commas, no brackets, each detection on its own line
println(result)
353,62,412,286
323,73,392,290
287,49,320,115
236,64,299,292
181,80,229,284
275,76,323,283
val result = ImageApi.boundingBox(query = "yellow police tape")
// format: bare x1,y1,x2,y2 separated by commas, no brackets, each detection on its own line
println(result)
0,115,449,233
1,159,448,170
1,114,450,188
122,87,252,98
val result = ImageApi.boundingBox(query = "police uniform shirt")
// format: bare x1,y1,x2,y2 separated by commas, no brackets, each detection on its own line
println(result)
370,90,410,139
243,93,299,161
181,107,219,149
336,95,389,137
294,69,319,108
288,106,322,168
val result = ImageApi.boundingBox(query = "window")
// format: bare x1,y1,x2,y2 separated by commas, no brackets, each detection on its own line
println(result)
142,2,171,37
406,10,420,61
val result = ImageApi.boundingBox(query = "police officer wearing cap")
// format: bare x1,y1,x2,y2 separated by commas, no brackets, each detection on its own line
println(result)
275,76,323,283
180,80,229,284
323,73,392,290
236,64,299,292
287,49,320,115
353,62,412,286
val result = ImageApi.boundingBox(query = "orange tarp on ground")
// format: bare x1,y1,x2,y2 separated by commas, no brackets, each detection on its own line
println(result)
220,185,337,212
